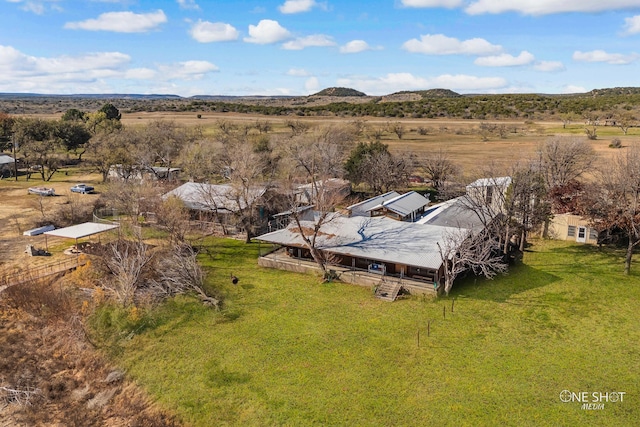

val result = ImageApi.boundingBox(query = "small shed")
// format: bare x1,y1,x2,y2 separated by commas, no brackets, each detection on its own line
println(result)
548,214,599,244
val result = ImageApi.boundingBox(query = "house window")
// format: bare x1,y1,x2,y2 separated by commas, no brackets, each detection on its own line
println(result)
485,186,493,205
589,228,599,240
567,225,576,237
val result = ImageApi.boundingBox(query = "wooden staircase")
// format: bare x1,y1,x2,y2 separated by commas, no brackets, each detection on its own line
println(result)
375,279,403,302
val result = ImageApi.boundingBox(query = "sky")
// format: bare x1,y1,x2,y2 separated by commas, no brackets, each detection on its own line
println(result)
2,0,640,97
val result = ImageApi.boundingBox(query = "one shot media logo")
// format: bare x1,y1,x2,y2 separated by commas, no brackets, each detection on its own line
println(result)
559,390,626,410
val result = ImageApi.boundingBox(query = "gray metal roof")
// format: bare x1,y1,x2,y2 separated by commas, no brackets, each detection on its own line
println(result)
368,191,430,217
466,176,511,189
257,215,467,270
0,154,14,166
417,196,486,230
347,191,401,216
163,182,266,213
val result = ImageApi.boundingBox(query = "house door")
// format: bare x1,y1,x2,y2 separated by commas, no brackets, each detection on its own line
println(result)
576,226,587,243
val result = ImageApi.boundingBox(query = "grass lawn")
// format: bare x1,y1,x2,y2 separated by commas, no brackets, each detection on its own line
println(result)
109,238,640,426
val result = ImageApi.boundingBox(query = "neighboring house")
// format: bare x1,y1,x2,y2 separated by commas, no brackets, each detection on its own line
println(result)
163,182,266,215
465,176,512,213
294,178,351,205
548,213,599,244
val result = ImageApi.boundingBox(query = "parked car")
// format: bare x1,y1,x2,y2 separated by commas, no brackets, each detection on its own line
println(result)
70,183,94,194
28,186,55,196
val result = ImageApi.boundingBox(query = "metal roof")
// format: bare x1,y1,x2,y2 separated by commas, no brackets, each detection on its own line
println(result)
163,182,266,213
0,154,15,166
417,196,486,230
466,176,512,189
367,191,430,217
257,215,467,270
347,191,401,216
44,222,119,239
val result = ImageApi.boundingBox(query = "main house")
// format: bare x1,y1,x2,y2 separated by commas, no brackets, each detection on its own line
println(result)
256,180,506,296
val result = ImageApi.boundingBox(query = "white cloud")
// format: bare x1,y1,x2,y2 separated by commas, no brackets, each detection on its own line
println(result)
157,60,219,80
244,19,291,44
287,68,311,76
0,44,132,93
190,20,239,42
305,76,320,92
336,72,507,95
282,34,335,50
401,0,463,8
177,0,199,10
572,50,638,65
466,0,640,16
7,0,60,15
279,0,317,14
534,60,565,72
402,34,502,56
562,84,587,94
64,10,167,33
622,15,640,35
339,40,381,54
0,44,219,94
474,51,535,67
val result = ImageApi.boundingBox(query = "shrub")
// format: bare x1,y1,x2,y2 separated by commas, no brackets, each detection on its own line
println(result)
609,138,622,148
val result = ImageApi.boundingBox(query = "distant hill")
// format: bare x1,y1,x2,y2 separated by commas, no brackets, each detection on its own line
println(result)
312,87,367,97
4,87,640,119
391,88,461,99
588,87,640,97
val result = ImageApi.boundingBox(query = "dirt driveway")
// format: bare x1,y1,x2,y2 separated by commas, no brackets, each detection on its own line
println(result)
0,176,99,275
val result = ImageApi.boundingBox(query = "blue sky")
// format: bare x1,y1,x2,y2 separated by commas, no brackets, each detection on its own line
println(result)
2,0,640,96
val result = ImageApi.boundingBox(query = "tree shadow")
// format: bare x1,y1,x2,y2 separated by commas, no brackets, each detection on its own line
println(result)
450,263,561,303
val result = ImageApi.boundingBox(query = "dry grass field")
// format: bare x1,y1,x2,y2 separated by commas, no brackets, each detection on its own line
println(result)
118,112,630,171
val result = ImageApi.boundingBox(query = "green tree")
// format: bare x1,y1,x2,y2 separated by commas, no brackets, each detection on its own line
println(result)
54,120,92,159
0,112,14,152
344,140,389,186
12,118,60,181
99,103,122,121
61,108,86,122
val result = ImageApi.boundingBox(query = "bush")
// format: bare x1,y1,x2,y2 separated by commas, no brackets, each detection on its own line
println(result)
609,138,622,148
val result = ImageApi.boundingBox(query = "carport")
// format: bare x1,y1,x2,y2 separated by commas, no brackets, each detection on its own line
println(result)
43,222,119,252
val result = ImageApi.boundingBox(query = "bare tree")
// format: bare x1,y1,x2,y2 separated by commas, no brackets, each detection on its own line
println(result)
359,150,414,194
284,119,311,136
580,143,640,274
420,149,459,193
151,244,220,308
559,112,577,129
139,120,193,178
536,136,596,189
612,109,636,135
389,121,405,139
437,228,507,295
88,128,139,182
277,126,353,273
177,138,218,182
103,236,154,307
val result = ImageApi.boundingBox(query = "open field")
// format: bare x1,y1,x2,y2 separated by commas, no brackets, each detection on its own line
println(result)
15,112,636,173
100,238,640,426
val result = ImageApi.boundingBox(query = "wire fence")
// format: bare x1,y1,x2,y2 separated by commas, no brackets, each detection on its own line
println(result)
1,257,86,289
